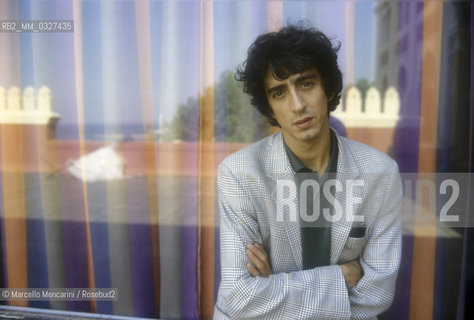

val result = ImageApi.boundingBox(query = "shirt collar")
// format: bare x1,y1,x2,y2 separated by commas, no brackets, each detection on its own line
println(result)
283,129,339,174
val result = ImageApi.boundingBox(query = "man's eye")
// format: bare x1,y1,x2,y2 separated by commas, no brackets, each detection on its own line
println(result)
273,90,284,98
301,81,314,88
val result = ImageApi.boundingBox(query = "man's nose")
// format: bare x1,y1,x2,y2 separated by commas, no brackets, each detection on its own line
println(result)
289,88,305,112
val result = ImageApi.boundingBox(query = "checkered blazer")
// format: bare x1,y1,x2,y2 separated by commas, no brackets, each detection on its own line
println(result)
214,131,402,320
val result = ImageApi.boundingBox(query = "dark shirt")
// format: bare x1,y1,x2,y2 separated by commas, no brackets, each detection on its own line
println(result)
284,130,339,269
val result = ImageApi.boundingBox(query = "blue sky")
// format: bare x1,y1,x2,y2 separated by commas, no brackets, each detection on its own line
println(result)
213,1,376,90
2,0,378,137
354,1,376,82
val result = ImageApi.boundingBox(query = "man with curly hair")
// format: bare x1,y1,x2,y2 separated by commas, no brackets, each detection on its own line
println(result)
214,24,402,319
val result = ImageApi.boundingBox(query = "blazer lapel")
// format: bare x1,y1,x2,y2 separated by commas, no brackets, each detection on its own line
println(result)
330,133,362,264
268,133,303,270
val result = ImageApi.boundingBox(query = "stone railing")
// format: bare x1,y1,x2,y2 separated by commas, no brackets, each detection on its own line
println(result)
332,86,400,128
0,86,60,125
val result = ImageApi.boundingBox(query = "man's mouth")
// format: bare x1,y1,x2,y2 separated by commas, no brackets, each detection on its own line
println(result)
294,116,313,129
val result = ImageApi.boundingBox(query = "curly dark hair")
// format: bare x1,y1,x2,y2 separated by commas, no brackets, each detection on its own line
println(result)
235,24,343,127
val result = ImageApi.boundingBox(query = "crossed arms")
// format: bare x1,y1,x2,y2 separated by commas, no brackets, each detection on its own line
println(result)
215,162,402,319
246,243,363,289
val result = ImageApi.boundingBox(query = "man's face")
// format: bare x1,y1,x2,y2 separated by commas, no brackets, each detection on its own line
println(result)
263,68,331,148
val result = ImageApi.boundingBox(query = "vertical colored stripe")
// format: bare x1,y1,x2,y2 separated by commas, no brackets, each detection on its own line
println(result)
181,171,198,319
41,160,66,312
26,1,60,309
134,0,161,317
151,3,182,319
115,2,155,316
99,1,134,315
0,1,20,87
126,177,155,317
149,1,163,133
157,152,183,319
82,1,104,141
394,2,423,173
71,0,94,312
88,186,112,315
31,0,74,310
409,3,443,320
387,1,416,299
180,6,199,315
24,124,49,309
417,3,443,173
392,5,425,316
19,1,35,88
157,3,182,317
80,3,111,314
1,125,28,307
180,3,201,317
3,7,32,303
34,1,76,142
0,0,24,307
161,1,180,125
106,178,134,316
198,1,215,318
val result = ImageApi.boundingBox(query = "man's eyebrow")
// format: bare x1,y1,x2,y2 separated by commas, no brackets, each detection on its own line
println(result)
295,73,318,82
266,73,318,95
266,84,286,95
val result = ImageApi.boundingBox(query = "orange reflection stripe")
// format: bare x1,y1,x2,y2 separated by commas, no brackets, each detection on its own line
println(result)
197,1,215,318
0,0,27,308
410,3,443,320
73,1,96,312
1,124,28,307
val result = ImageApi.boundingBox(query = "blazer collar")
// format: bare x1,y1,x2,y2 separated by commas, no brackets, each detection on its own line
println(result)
335,133,361,180
268,132,294,180
268,130,361,180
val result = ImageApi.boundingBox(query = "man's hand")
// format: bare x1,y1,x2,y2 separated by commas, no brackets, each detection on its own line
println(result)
339,259,363,288
246,243,273,277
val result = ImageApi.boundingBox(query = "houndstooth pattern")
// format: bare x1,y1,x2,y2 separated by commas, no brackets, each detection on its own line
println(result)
214,131,402,320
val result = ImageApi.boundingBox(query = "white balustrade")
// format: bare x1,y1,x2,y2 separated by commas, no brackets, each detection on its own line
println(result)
0,86,60,125
332,86,400,128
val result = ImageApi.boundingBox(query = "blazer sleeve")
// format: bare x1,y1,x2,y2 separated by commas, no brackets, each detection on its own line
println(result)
348,161,403,319
216,162,352,320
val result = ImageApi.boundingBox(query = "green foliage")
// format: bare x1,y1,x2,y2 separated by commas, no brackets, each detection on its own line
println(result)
215,71,268,142
161,70,268,142
160,96,199,141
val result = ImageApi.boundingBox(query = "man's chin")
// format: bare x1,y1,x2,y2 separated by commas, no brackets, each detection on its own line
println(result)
291,135,317,144
284,128,321,143
298,129,321,142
